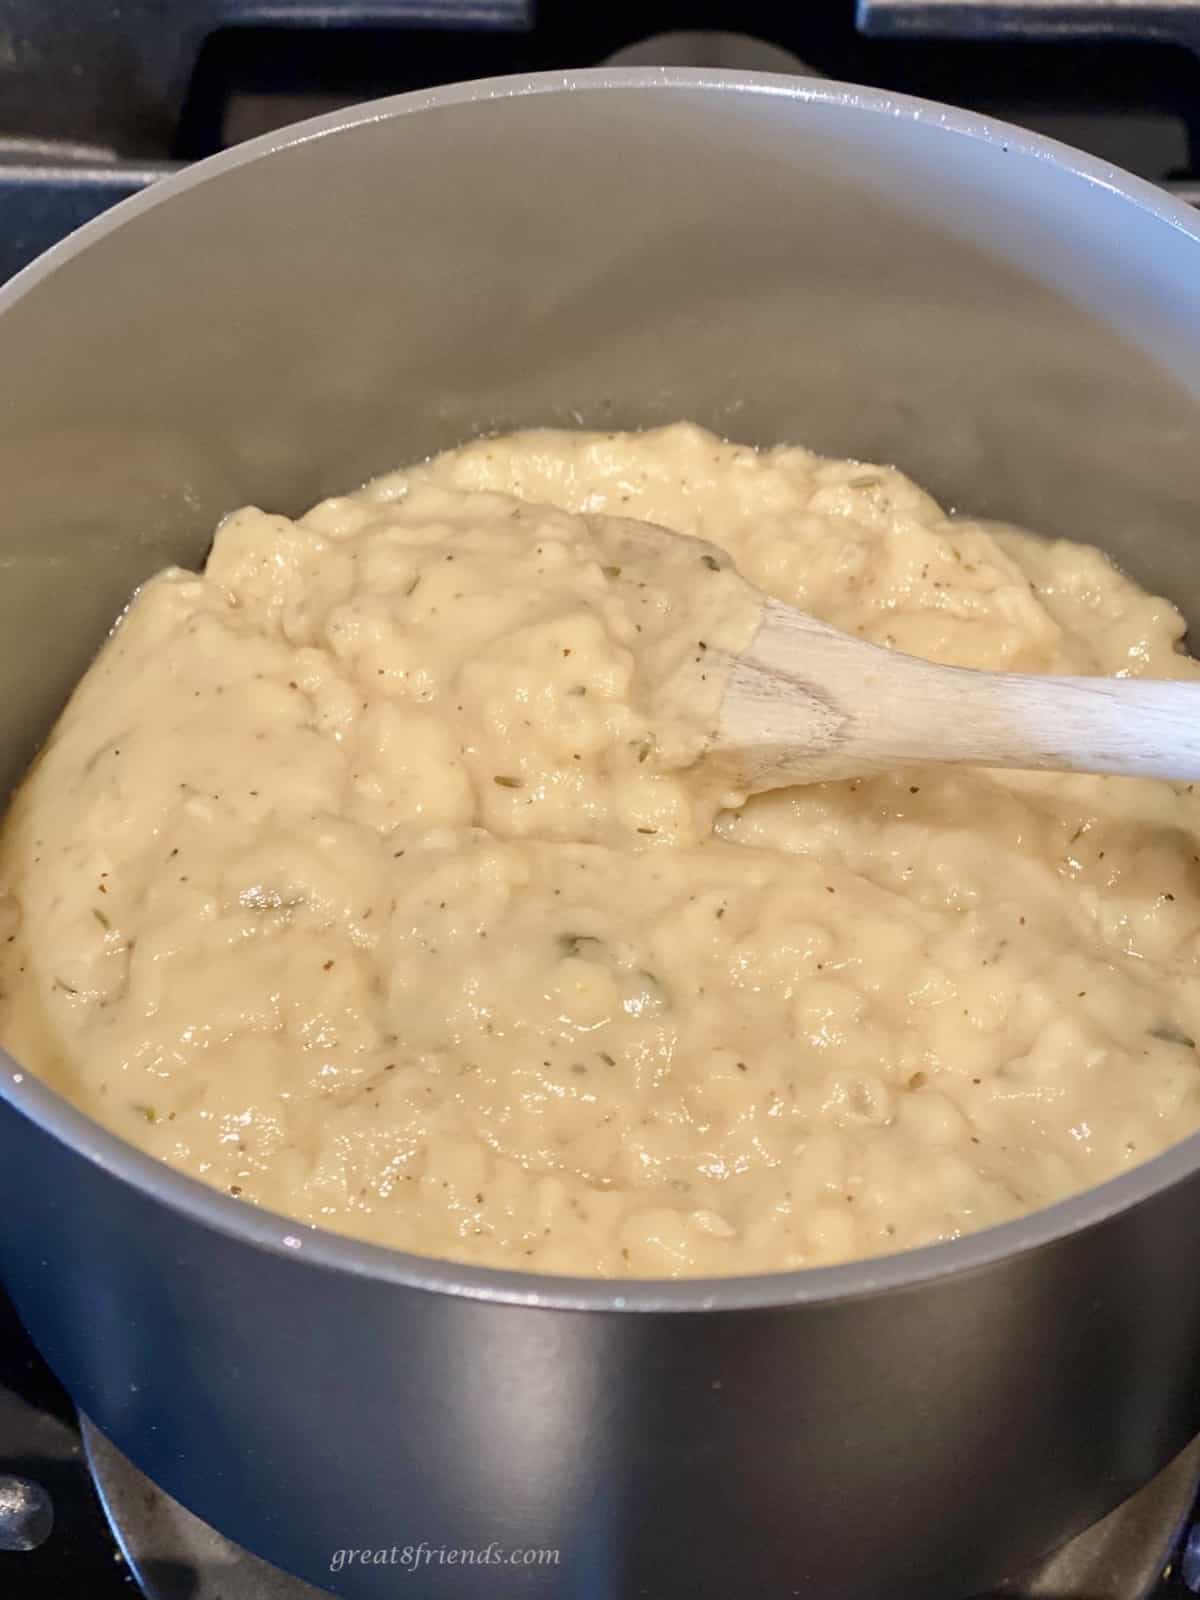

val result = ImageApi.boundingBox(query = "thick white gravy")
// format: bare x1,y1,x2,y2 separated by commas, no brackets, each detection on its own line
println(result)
3,423,1200,1277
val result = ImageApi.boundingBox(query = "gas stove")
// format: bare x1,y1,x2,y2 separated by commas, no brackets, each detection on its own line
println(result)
4,4,1200,1597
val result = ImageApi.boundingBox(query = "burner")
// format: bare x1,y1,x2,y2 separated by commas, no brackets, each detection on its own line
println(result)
82,1420,329,1599
997,1436,1200,1598
68,1417,1200,1600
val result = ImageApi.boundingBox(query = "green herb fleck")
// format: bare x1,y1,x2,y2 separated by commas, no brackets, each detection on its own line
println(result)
1151,1024,1196,1049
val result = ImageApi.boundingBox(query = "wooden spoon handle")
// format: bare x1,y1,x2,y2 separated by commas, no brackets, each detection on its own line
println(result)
720,599,1200,787
867,659,1200,781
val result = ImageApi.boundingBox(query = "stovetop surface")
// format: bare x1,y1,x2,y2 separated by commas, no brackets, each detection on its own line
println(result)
0,1291,138,1597
4,5,1200,1596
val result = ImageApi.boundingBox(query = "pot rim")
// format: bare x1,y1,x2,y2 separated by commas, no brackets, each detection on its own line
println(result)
3,66,1200,1315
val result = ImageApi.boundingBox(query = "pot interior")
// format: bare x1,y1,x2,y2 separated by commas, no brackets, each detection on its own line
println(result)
0,76,1198,795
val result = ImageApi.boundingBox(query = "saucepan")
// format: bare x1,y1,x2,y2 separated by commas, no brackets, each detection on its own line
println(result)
1,69,1200,1600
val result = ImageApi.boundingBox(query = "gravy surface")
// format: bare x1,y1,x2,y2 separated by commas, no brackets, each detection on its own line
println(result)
4,423,1200,1276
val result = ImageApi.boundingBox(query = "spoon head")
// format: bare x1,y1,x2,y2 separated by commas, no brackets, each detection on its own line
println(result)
579,516,765,804
582,514,739,575
586,517,870,796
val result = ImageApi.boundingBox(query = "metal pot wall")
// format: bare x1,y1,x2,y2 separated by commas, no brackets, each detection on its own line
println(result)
1,69,1200,1600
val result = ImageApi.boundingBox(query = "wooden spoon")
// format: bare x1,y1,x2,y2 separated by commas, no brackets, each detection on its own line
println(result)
599,516,1200,791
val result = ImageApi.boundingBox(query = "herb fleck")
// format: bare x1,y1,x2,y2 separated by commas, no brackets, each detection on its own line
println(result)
1151,1024,1196,1049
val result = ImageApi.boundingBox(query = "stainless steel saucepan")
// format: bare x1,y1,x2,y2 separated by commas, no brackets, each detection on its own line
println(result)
1,69,1200,1600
